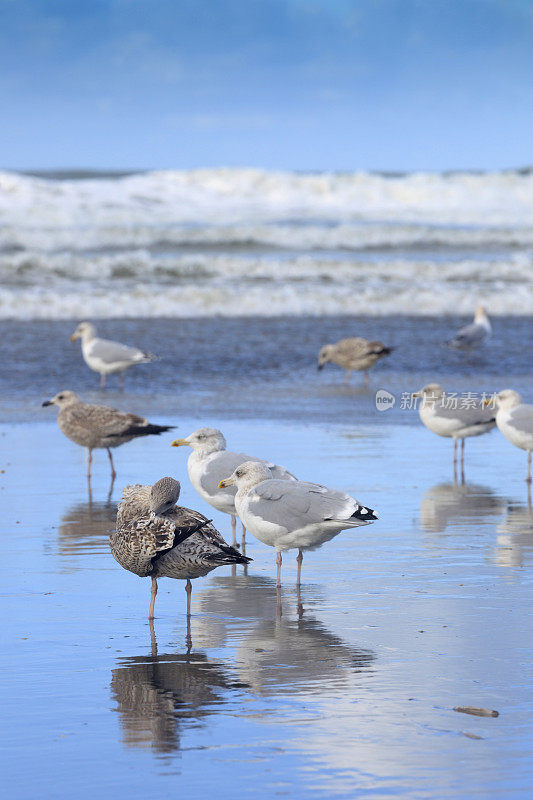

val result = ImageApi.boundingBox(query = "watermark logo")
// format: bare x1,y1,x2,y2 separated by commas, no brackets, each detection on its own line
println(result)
375,389,396,411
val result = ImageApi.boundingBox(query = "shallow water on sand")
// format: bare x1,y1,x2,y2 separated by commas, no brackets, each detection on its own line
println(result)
0,315,531,424
2,414,532,799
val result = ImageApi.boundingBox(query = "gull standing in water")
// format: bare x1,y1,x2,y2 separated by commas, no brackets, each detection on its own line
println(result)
317,337,392,384
70,321,157,388
42,390,173,481
111,477,250,618
447,306,491,350
171,428,295,548
413,383,496,476
489,390,533,483
219,461,377,588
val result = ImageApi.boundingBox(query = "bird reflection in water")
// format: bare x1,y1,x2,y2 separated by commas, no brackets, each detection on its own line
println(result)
493,496,533,570
56,498,116,571
110,620,239,754
193,574,375,696
419,481,507,535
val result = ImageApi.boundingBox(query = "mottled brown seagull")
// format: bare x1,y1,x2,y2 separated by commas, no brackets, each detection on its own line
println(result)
42,390,173,480
317,337,392,384
111,477,250,618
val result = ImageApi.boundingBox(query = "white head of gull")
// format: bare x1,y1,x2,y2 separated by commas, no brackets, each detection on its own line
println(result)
412,382,496,473
171,428,295,548
447,305,491,350
219,460,377,588
70,320,157,388
490,389,533,483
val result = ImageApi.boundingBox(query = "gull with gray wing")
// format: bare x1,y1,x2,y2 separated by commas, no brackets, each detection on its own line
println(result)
71,321,157,388
111,477,250,618
219,461,377,587
171,428,296,547
490,390,533,482
447,306,491,350
412,383,496,472
42,390,173,480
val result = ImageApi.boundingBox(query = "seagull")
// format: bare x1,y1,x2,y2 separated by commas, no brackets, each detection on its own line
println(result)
111,477,250,618
490,390,533,483
317,337,392,384
412,383,496,472
171,428,296,548
42,390,173,480
219,461,377,588
70,321,157,388
447,306,491,350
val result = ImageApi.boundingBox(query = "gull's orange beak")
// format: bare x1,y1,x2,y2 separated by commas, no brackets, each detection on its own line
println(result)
69,333,78,342
171,439,189,447
218,478,230,488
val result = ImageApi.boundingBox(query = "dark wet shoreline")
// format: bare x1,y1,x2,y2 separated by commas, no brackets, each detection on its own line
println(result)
0,314,531,424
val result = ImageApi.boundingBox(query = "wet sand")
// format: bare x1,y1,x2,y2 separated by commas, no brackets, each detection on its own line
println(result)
2,413,532,799
0,315,531,424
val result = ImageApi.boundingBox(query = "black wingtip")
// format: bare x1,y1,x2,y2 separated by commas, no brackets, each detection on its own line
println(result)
126,423,175,437
351,506,378,522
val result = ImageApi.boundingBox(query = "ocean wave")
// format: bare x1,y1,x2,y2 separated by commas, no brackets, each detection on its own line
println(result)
2,167,533,231
2,249,532,283
0,252,531,318
2,221,533,255
2,168,532,319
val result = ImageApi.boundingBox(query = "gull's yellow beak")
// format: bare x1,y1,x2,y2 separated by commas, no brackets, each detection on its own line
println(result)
483,399,491,407
70,333,78,342
171,438,189,447
218,478,229,488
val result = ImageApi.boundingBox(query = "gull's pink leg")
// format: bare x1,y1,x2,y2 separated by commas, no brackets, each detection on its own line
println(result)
527,451,532,484
87,448,93,480
100,373,106,389
296,549,303,588
106,447,117,480
364,370,369,385
185,578,192,617
149,577,158,619
231,514,237,547
276,551,282,588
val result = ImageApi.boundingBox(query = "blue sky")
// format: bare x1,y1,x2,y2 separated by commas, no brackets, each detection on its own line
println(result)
1,0,532,171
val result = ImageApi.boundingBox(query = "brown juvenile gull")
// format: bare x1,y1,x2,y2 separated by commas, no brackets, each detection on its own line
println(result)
219,461,377,588
171,428,296,548
70,321,157,388
317,337,392,384
42,390,173,480
412,383,496,470
111,477,251,618
447,305,491,350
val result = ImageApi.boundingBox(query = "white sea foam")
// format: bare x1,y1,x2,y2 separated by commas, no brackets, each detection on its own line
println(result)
0,250,531,319
1,168,532,318
2,167,533,230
